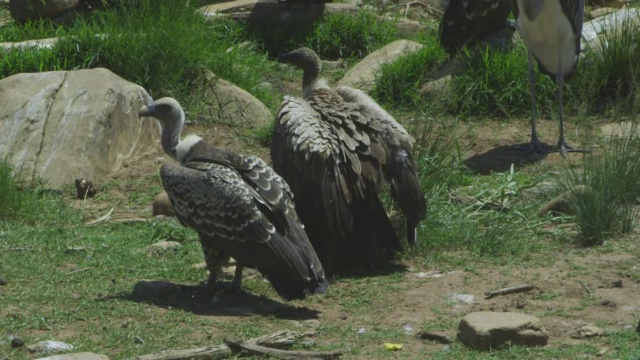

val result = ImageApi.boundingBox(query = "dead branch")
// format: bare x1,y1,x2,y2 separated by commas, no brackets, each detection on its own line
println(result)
224,338,342,360
131,330,303,360
484,284,535,299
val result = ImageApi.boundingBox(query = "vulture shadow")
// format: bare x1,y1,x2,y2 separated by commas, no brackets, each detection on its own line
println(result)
463,143,552,175
330,261,410,280
105,281,320,320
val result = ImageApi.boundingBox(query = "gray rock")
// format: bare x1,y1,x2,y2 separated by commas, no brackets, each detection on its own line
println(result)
197,70,272,128
0,68,160,188
0,277,6,286
26,340,74,354
458,312,548,351
35,352,109,360
582,9,640,60
132,280,179,300
152,191,175,217
590,7,618,19
9,0,79,22
337,40,423,92
601,121,640,139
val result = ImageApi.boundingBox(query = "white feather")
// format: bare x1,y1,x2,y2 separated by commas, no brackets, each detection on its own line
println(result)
176,134,203,163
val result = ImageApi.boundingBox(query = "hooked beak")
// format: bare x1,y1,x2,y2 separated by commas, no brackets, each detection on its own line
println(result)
138,103,155,118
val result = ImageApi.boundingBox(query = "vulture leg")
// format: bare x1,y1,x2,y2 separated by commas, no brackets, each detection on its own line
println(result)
199,235,229,288
554,55,588,157
230,265,244,290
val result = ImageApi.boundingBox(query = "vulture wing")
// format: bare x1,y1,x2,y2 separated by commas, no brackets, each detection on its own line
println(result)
161,162,326,300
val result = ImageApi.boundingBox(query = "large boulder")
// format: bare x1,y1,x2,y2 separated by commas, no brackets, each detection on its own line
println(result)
0,68,159,188
337,40,423,92
197,70,272,128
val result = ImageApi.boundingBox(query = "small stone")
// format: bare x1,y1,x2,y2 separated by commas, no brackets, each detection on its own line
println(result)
138,241,182,255
612,279,623,288
571,324,605,339
132,280,179,300
458,312,548,351
601,299,617,308
597,347,610,356
11,337,25,348
152,191,174,217
0,277,6,286
133,336,144,345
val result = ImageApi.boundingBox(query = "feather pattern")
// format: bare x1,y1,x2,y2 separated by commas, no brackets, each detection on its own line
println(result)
140,97,327,301
273,48,427,272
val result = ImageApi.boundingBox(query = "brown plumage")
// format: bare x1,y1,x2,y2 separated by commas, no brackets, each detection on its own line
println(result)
272,47,427,273
139,97,327,301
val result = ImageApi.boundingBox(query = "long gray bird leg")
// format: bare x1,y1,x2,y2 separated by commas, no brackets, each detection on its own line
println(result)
230,265,244,290
554,57,588,157
528,50,543,149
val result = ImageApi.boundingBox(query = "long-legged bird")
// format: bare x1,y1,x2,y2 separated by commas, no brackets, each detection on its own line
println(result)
139,97,327,301
512,0,586,156
272,47,427,273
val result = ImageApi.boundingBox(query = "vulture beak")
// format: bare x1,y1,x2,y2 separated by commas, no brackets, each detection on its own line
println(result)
138,103,155,118
277,52,292,64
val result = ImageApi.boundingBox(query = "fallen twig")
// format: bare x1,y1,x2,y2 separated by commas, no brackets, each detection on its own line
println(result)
84,207,114,226
485,284,535,299
224,338,342,360
131,330,305,360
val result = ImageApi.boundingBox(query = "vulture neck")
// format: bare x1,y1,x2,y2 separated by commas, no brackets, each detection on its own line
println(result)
160,109,202,163
302,61,322,98
161,116,183,161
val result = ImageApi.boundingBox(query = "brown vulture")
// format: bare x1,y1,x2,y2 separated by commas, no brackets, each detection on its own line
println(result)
272,47,427,273
139,97,327,300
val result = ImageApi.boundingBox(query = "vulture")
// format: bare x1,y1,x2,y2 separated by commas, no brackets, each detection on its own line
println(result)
438,0,513,57
272,47,427,273
139,97,327,301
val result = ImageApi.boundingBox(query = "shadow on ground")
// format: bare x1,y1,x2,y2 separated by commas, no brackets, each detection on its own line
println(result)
463,143,551,174
103,281,321,320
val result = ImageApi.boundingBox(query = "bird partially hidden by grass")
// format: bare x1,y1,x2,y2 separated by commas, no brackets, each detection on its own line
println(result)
139,97,328,301
512,0,588,157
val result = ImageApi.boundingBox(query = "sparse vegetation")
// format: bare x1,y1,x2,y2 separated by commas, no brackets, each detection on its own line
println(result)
1,2,640,360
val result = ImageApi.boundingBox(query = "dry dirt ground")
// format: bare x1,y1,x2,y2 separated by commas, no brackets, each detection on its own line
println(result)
74,117,640,358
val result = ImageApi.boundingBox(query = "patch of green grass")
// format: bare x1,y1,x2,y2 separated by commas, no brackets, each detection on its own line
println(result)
555,129,640,245
373,33,447,108
307,11,399,60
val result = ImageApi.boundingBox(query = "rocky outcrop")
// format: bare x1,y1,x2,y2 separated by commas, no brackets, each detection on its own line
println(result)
0,68,159,188
9,0,79,22
337,40,423,91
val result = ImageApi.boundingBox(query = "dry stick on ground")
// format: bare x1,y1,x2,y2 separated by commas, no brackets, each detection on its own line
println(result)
131,330,303,360
224,339,342,360
484,284,535,299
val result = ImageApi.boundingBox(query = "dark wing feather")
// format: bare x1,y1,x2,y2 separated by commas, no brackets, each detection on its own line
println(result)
161,162,326,299
439,0,512,55
273,95,353,237
335,86,427,243
560,0,584,53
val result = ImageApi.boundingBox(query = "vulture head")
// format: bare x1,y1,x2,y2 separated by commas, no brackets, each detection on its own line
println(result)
139,97,197,162
139,97,184,128
278,47,324,97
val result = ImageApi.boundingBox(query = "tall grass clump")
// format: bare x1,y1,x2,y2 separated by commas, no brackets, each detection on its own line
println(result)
372,33,447,108
572,11,640,114
447,45,557,117
556,128,640,245
0,1,274,105
307,12,399,59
